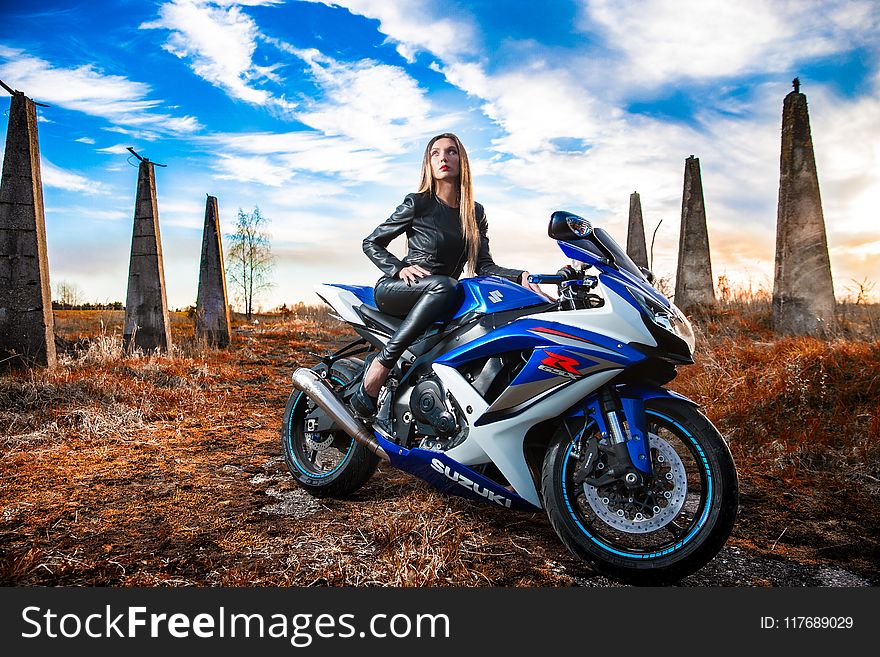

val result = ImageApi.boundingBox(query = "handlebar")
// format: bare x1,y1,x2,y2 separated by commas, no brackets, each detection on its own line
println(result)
528,265,583,286
530,265,582,285
528,274,566,284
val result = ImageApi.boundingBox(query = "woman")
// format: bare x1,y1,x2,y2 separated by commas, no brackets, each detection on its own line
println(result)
352,133,549,417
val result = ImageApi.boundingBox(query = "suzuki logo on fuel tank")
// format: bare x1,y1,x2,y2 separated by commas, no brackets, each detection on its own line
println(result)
487,289,503,303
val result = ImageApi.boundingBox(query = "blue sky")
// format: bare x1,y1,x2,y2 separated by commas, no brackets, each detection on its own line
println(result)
1,0,878,310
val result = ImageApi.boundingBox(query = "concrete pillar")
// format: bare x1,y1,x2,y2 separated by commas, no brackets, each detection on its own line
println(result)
0,92,56,370
195,195,231,347
626,191,649,269
123,159,172,352
772,84,836,335
674,156,715,310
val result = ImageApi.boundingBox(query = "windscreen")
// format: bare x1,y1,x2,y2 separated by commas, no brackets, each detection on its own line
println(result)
592,227,646,280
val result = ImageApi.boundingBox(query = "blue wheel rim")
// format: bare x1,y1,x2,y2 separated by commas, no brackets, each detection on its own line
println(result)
287,375,354,479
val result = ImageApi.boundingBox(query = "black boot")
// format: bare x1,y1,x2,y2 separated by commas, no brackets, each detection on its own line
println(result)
351,353,379,419
351,380,377,418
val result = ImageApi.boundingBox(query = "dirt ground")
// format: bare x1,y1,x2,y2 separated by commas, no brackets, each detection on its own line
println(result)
0,310,877,587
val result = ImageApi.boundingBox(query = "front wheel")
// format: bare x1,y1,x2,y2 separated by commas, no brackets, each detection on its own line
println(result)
281,358,379,498
542,398,738,585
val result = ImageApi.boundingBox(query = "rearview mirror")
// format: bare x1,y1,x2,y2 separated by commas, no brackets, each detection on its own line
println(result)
548,211,593,241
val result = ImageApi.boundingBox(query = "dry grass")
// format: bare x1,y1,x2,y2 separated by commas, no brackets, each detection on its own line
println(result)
701,275,880,342
1,302,878,586
673,298,880,573
679,336,880,491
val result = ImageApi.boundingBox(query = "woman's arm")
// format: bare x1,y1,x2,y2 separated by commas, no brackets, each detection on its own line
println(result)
363,194,417,277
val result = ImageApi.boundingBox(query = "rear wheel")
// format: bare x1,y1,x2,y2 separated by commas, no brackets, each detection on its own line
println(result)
281,359,379,497
542,398,738,584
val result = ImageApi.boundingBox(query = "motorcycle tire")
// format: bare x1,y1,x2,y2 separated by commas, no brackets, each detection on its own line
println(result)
541,397,738,585
281,358,380,498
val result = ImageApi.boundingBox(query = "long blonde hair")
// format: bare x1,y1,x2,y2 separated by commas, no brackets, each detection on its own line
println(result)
417,133,480,275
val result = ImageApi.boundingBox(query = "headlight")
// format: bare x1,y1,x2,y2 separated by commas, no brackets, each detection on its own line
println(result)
627,287,695,353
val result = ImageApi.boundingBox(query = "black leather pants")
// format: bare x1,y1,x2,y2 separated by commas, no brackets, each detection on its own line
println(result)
373,275,463,368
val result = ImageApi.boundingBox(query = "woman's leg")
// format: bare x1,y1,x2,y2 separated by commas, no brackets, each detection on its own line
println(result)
354,275,461,414
362,358,391,398
373,274,462,369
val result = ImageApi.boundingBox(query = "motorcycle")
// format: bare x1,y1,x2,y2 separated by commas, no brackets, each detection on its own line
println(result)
282,210,738,584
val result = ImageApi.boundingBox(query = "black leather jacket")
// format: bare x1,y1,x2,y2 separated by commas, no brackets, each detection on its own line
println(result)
363,192,525,284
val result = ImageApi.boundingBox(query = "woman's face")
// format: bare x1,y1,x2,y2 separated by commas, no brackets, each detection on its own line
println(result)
429,137,460,181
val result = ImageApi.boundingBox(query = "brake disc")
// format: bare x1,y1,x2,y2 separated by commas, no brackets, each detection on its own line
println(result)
582,433,688,533
303,405,334,451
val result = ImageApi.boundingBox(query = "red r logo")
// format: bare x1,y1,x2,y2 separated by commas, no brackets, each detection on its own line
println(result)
541,351,580,375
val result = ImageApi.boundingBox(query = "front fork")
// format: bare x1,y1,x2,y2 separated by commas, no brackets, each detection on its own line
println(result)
570,386,653,487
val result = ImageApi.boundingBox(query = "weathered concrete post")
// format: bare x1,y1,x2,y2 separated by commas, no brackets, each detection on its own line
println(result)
123,154,172,352
0,89,56,370
626,191,649,269
195,194,231,347
772,80,836,335
674,156,715,310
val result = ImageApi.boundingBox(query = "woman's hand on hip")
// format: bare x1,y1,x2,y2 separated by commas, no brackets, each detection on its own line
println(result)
398,264,430,286
521,271,556,301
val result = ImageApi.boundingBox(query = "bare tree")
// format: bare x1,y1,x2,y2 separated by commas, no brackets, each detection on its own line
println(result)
847,277,876,305
55,280,82,308
226,206,275,322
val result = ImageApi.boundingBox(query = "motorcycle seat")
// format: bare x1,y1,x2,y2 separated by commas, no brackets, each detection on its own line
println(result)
357,304,403,334
356,304,447,336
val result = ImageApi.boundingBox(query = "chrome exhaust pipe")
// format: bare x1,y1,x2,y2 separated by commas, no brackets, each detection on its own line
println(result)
291,367,389,461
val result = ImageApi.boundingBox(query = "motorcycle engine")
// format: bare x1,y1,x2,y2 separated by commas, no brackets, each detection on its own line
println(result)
409,376,467,451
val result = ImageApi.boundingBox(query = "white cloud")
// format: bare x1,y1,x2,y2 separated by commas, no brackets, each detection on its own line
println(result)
75,136,95,144
212,153,298,187
215,1,283,5
439,60,612,156
49,206,129,223
580,0,880,86
40,158,105,194
103,125,161,141
0,46,201,135
803,84,880,295
154,198,207,228
96,143,135,155
808,88,880,235
141,0,295,112
271,43,435,152
140,115,203,134
298,0,478,63
200,129,402,184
